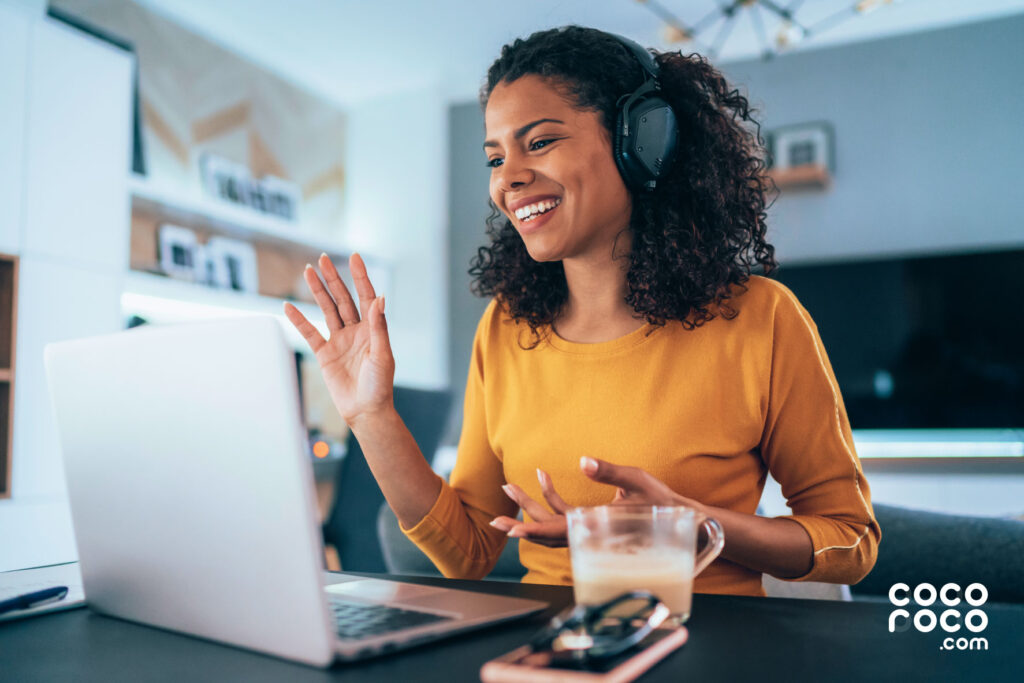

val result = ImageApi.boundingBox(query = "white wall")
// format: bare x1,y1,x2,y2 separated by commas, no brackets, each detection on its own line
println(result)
341,84,449,390
721,15,1024,265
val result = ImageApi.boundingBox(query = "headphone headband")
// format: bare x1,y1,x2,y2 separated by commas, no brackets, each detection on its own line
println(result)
607,33,679,192
611,34,661,83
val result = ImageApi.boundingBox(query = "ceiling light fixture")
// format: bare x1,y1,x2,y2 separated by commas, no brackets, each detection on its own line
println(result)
635,0,904,60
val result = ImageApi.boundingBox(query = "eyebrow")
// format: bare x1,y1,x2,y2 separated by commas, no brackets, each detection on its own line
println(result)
483,118,565,149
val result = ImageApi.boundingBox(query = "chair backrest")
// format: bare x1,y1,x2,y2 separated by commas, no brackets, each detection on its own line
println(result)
377,502,527,582
323,386,452,572
851,504,1024,604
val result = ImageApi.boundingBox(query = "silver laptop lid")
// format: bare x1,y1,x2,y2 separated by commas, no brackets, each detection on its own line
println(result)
44,316,335,667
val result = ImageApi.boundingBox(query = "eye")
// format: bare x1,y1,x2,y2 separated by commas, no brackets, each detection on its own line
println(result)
486,157,504,168
530,138,558,151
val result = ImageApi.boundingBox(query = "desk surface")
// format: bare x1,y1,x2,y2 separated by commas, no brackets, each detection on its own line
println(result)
0,573,1019,682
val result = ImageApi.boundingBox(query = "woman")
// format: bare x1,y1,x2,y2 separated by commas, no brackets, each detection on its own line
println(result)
284,26,879,597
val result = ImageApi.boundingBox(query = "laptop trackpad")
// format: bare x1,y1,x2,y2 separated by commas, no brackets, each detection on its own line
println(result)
325,578,447,603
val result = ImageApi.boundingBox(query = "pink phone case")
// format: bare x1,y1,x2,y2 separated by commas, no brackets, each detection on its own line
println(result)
480,626,688,683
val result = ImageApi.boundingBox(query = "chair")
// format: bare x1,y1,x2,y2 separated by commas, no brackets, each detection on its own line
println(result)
322,386,451,573
850,503,1024,604
376,502,527,582
762,574,851,601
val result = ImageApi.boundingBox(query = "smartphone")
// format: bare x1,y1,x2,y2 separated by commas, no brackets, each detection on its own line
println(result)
480,626,688,683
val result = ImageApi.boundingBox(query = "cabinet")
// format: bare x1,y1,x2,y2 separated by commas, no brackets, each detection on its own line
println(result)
0,6,29,254
0,13,132,568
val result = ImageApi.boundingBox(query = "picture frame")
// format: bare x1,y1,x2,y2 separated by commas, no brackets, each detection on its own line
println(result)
204,237,259,294
199,153,301,222
158,224,201,281
765,121,834,189
767,121,834,172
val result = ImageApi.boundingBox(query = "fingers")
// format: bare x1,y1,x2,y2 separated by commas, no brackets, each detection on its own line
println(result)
506,520,569,547
368,295,392,362
489,516,517,533
490,517,568,547
580,456,649,492
582,456,686,506
349,253,378,321
303,264,345,332
502,483,556,521
536,469,571,514
317,253,360,326
282,302,326,353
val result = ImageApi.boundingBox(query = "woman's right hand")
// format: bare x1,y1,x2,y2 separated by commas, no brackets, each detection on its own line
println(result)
283,253,395,426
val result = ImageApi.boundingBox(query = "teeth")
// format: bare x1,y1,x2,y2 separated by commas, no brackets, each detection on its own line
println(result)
514,198,561,221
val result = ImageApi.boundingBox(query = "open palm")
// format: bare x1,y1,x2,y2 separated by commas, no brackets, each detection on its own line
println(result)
283,252,394,424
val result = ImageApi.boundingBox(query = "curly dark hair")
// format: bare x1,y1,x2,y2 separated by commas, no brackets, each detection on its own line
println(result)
469,26,777,344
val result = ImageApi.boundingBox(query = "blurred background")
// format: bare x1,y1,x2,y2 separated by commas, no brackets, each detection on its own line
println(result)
1,0,1022,573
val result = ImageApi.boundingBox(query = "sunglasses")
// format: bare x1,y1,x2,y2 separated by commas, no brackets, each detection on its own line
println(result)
528,591,672,663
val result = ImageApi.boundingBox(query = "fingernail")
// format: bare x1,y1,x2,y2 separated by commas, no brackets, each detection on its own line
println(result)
379,295,385,313
501,484,515,498
488,519,500,527
580,457,598,475
507,528,523,538
320,252,328,259
305,263,313,271
536,468,546,486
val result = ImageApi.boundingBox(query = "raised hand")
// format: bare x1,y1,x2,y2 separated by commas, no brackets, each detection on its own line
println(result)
283,253,394,425
489,457,700,547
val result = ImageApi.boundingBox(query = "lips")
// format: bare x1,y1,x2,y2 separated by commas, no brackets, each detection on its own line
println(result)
508,194,562,213
507,195,563,234
515,201,560,234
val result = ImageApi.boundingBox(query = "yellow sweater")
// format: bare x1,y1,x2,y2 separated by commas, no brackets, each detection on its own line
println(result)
404,276,880,596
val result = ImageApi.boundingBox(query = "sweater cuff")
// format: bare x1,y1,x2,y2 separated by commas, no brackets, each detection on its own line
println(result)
400,476,459,543
775,513,874,584
774,514,821,582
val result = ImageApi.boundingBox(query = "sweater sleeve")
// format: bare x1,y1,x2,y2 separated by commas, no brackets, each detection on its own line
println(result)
759,283,881,584
401,301,517,579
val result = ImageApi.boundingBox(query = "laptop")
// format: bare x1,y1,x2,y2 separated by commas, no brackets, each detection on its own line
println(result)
43,316,546,667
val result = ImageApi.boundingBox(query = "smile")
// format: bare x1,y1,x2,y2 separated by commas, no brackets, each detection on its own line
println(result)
514,198,562,222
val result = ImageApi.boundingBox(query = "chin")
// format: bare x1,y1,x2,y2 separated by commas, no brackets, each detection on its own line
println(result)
520,240,564,263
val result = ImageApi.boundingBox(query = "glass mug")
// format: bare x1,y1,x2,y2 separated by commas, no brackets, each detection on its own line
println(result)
566,505,725,624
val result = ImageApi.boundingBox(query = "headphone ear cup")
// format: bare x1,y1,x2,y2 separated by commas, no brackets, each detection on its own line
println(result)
614,95,678,191
613,107,637,189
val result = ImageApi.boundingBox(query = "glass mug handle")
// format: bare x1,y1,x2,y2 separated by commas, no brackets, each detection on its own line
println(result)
693,516,725,576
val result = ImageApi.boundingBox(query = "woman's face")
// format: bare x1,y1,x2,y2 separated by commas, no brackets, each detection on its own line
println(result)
484,75,632,263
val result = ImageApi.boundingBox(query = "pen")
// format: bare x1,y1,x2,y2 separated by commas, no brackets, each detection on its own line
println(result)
0,586,69,616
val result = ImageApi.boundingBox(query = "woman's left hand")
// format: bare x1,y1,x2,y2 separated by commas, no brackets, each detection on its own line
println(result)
489,456,706,547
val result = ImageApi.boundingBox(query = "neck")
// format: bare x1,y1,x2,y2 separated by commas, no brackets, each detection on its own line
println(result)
555,233,644,343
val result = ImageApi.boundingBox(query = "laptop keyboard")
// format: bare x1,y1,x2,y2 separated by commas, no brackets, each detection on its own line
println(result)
328,598,454,640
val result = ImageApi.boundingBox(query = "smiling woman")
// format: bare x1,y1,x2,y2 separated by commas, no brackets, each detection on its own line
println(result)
482,78,632,271
287,26,880,600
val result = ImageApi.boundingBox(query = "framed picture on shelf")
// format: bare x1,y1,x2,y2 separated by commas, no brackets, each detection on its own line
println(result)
199,153,301,223
766,121,834,189
204,237,259,294
158,224,201,282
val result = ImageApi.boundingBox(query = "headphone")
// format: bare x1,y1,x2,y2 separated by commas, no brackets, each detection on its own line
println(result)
609,34,679,192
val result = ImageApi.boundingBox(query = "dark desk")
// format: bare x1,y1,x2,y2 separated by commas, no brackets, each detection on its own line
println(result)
1,573,1020,682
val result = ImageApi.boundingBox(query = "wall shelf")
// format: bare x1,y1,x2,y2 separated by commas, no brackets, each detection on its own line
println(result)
852,429,1024,460
122,269,327,351
767,164,831,190
128,174,347,256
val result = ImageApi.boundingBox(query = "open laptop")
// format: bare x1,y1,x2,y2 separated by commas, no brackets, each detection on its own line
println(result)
43,316,545,667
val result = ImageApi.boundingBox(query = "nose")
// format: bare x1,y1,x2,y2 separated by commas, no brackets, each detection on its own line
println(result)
495,151,534,191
